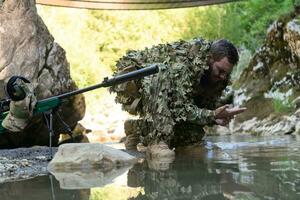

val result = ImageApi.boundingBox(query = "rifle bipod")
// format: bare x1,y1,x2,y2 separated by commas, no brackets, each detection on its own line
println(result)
49,174,56,200
43,110,74,159
43,110,54,159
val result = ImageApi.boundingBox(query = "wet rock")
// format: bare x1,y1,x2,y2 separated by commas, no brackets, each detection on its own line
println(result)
0,0,85,148
0,145,142,183
233,115,298,136
230,6,300,136
48,143,137,172
292,96,300,109
285,19,300,58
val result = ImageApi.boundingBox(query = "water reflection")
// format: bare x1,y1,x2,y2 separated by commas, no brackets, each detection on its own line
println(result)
51,165,132,189
0,175,90,200
128,160,225,199
127,135,300,200
1,135,300,200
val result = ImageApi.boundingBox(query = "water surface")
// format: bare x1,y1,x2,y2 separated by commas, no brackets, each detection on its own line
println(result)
1,135,300,200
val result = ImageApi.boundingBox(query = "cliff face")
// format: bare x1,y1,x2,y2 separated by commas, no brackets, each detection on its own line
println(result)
231,6,300,135
0,0,85,148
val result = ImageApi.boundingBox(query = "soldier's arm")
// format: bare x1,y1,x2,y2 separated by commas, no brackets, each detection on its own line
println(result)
175,104,216,126
172,99,247,126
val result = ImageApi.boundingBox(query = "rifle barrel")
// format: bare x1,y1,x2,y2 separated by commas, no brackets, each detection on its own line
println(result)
38,64,159,104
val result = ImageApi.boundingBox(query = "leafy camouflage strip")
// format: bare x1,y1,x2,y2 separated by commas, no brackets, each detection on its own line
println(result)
124,119,152,150
112,38,229,147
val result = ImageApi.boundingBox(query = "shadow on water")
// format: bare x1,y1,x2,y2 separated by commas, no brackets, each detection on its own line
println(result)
1,135,300,200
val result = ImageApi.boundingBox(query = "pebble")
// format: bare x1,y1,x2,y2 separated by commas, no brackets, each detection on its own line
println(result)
35,156,47,160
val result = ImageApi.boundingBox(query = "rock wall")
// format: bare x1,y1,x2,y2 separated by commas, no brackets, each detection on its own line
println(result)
0,0,85,148
231,6,300,135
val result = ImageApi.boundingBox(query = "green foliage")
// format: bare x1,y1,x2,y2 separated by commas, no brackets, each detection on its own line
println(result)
183,0,295,84
37,7,188,85
183,0,295,51
37,1,297,115
86,10,188,71
272,98,295,114
38,1,296,86
238,0,294,51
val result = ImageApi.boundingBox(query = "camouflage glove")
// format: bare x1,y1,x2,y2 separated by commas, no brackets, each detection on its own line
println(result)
2,78,37,132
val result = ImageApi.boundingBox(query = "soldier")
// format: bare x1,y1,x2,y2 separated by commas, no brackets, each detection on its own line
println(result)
113,38,247,158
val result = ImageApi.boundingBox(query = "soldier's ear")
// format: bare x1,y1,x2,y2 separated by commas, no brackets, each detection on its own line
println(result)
207,53,214,64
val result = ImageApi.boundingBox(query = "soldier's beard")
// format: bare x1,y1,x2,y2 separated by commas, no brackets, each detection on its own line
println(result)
201,67,216,86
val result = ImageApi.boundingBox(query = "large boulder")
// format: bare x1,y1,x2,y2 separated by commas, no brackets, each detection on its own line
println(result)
0,0,85,148
48,143,137,171
231,6,300,135
48,143,137,189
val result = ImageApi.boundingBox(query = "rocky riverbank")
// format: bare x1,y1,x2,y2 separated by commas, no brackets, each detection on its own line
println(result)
0,146,57,183
80,91,131,143
229,7,300,136
0,142,145,184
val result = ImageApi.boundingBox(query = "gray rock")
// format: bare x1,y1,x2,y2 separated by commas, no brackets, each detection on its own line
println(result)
48,143,137,172
230,7,300,136
232,115,297,136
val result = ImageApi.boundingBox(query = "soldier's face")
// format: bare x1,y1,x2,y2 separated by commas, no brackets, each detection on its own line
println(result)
210,57,233,83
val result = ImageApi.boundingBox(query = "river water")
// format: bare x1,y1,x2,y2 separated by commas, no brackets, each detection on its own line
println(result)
1,135,300,200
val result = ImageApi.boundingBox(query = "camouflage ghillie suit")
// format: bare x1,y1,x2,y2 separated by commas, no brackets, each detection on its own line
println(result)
112,38,229,148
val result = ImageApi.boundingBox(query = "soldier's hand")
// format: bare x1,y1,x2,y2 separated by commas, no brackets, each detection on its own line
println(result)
214,104,247,119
